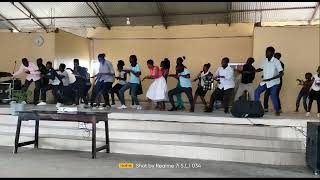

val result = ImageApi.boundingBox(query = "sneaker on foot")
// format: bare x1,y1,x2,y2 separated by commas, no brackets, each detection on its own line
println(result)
56,103,62,108
136,105,142,110
37,102,47,106
317,113,320,118
168,107,177,111
275,112,281,116
264,109,269,112
130,105,137,109
306,112,310,117
98,106,104,110
117,105,127,109
111,104,116,108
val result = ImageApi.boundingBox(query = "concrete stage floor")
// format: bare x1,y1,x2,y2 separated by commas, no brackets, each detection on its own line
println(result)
0,102,318,128
0,146,316,178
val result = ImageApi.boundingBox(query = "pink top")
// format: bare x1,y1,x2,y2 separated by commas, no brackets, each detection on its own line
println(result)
149,66,162,78
13,62,41,81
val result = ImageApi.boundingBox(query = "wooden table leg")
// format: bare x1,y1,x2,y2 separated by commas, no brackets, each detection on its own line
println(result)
14,116,22,154
92,119,96,159
34,119,39,148
105,120,110,153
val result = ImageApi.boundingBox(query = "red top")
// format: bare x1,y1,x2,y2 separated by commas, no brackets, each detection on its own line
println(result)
149,66,162,78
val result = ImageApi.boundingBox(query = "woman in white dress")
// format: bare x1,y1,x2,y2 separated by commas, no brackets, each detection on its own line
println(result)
142,59,168,110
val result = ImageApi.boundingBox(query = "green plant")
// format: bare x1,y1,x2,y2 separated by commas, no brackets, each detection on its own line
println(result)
12,90,32,103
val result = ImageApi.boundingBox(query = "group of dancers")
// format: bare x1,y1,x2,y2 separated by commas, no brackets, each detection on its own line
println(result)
7,46,320,117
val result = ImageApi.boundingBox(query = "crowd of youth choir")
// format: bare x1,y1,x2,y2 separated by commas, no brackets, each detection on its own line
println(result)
7,46,320,117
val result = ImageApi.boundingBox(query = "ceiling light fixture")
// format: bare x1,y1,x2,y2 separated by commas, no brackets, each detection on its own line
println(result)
126,17,130,25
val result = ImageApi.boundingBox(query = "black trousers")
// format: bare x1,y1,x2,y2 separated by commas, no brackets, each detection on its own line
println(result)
40,84,63,103
22,79,41,104
69,78,84,105
168,86,194,110
81,84,91,104
308,89,320,113
264,82,282,110
110,83,124,104
90,81,113,106
208,88,234,113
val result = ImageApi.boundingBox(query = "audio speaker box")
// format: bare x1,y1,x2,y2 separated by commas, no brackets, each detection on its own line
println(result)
306,122,320,175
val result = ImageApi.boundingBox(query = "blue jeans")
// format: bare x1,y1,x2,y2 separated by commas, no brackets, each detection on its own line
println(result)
296,91,308,112
119,83,140,105
254,84,280,112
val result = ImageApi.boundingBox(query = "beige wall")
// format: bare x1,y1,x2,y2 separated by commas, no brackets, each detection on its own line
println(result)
0,30,91,103
0,32,55,102
253,26,320,112
55,30,91,69
89,24,254,102
0,32,55,75
0,24,318,112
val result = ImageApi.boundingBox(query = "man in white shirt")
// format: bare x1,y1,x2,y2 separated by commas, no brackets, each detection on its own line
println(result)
254,46,284,116
90,53,115,109
38,61,63,107
205,57,235,113
12,58,41,105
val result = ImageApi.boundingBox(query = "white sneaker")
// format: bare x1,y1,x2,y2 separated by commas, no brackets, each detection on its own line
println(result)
37,102,47,106
111,104,116,108
117,105,127,109
317,113,320,118
98,106,104,110
131,105,137,109
56,103,62,108
136,105,142,110
306,112,310,117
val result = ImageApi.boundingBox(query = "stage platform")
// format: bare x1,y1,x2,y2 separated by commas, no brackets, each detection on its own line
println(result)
0,103,318,166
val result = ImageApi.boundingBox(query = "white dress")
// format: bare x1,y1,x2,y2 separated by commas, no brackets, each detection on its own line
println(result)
146,76,168,102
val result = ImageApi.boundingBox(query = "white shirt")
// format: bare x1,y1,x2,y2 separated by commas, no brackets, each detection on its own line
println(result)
58,71,70,86
215,66,235,90
13,62,41,81
98,60,115,83
311,74,320,91
118,70,127,85
259,57,283,88
66,69,76,84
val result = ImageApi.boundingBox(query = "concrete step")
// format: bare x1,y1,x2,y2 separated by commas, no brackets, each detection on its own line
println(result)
0,115,307,139
0,133,305,166
0,124,305,150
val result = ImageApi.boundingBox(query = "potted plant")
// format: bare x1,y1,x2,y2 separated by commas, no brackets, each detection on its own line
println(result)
10,90,31,115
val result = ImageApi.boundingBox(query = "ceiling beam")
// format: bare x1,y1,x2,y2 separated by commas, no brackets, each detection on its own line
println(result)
156,2,168,29
93,2,112,30
86,2,111,30
0,13,20,32
1,6,317,21
309,2,320,23
11,2,48,32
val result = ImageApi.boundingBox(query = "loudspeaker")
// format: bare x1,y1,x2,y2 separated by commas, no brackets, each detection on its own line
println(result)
306,122,320,175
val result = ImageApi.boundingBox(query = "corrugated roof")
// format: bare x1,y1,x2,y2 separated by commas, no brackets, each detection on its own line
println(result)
0,2,318,31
